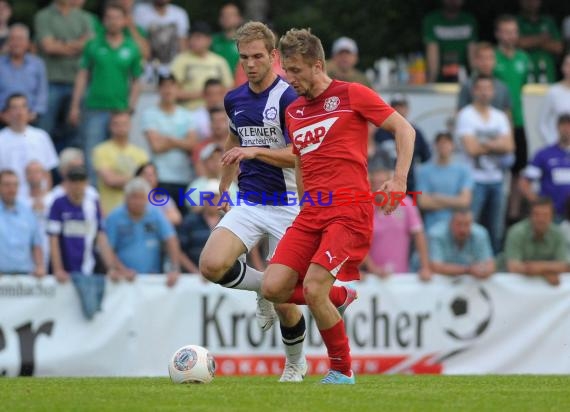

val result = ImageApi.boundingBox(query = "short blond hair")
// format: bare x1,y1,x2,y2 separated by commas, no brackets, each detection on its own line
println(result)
279,28,325,66
235,21,276,54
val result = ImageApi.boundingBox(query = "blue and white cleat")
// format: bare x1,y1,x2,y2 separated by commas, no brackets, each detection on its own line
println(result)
337,285,358,317
320,369,356,384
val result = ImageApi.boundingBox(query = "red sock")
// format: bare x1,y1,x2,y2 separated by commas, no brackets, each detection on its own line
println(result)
287,285,347,306
320,319,351,374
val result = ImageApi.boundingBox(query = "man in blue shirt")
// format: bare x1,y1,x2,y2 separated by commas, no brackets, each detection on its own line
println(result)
0,169,44,276
105,177,180,287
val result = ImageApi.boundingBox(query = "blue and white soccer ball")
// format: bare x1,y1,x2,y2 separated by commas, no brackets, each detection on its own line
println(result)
168,345,216,384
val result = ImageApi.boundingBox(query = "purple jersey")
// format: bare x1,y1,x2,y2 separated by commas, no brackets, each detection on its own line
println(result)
47,194,102,274
525,144,570,216
224,76,298,204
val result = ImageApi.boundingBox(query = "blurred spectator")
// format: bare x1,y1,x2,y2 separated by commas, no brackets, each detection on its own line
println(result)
428,209,495,278
142,72,197,214
363,165,431,281
422,0,478,83
520,113,570,221
192,106,231,176
563,15,570,53
0,0,11,53
326,36,371,88
560,197,570,250
211,2,243,76
69,3,143,183
178,178,223,273
0,170,45,277
133,0,189,71
191,78,226,141
516,0,563,84
171,21,233,111
538,53,570,145
92,111,148,216
135,162,181,226
24,161,51,267
372,94,430,192
0,94,58,201
416,132,474,231
504,197,570,286
456,74,514,254
457,42,511,114
35,0,92,151
0,24,48,124
106,177,180,287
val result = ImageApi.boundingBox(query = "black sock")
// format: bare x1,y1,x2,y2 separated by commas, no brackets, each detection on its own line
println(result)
281,314,306,347
215,260,245,288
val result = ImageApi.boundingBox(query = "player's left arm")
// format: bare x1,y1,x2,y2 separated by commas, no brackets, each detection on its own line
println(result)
379,111,416,188
221,144,296,168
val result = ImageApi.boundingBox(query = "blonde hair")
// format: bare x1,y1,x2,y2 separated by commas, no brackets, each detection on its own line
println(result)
279,28,325,66
235,21,276,54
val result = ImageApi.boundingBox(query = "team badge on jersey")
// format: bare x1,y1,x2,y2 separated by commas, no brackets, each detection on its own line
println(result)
264,107,278,121
324,96,340,112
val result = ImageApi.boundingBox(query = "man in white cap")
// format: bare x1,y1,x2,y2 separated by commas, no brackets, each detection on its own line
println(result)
326,36,371,88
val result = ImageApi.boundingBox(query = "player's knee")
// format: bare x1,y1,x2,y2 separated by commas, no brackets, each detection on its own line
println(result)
261,278,286,303
303,279,326,307
198,252,230,282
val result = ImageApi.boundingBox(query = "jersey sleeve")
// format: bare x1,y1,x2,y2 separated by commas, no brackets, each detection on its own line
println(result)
280,87,298,144
224,93,237,136
46,199,63,235
348,83,395,127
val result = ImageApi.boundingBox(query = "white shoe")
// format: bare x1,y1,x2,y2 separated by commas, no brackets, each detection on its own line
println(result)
279,360,308,382
256,293,277,332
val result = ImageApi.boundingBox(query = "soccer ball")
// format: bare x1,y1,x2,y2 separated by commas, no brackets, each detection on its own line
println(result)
168,345,216,384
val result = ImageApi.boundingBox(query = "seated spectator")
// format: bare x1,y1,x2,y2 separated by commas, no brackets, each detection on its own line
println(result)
190,78,227,141
504,197,570,286
0,0,11,53
171,21,233,111
92,111,148,216
211,2,243,76
560,197,570,250
428,209,495,278
0,170,45,277
456,74,514,254
178,179,223,273
135,162,181,226
372,94,430,192
0,93,58,201
363,165,431,281
142,72,197,214
105,177,180,287
457,42,511,114
0,24,48,125
520,113,570,221
416,132,474,231
538,53,570,145
326,36,371,88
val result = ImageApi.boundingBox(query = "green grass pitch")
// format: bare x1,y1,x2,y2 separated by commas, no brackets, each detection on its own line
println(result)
2,375,570,411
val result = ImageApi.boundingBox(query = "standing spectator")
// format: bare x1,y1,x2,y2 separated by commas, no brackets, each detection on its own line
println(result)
422,0,478,83
0,0,11,53
373,94,430,192
105,177,180,287
505,197,570,286
191,78,227,141
428,209,495,278
457,42,511,114
416,132,474,231
24,161,51,266
69,3,143,183
520,113,570,221
211,2,243,76
560,197,570,250
517,0,563,84
363,165,431,280
92,111,148,216
0,170,45,277
35,0,92,151
456,74,515,254
133,0,189,71
192,106,232,176
326,36,371,88
135,162,181,226
0,24,48,124
0,94,58,201
170,21,233,111
538,53,570,145
142,72,197,213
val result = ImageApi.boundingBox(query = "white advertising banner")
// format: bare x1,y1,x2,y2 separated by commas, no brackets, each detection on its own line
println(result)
0,274,569,377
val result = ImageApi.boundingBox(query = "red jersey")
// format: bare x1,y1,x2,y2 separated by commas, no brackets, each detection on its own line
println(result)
287,80,394,206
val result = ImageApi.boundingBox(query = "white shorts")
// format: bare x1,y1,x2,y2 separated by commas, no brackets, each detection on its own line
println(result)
215,203,300,259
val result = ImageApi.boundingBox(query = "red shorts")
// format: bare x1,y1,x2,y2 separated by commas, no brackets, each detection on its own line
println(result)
270,203,373,282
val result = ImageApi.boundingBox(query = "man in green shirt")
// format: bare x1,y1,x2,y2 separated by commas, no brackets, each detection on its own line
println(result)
505,197,569,286
210,2,243,76
517,0,564,83
422,0,478,83
69,3,143,183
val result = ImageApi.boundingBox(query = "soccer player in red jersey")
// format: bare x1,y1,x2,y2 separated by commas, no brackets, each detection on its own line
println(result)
261,28,416,384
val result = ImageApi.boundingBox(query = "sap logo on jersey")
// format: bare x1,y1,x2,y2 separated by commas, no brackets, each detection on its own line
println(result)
293,117,339,155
